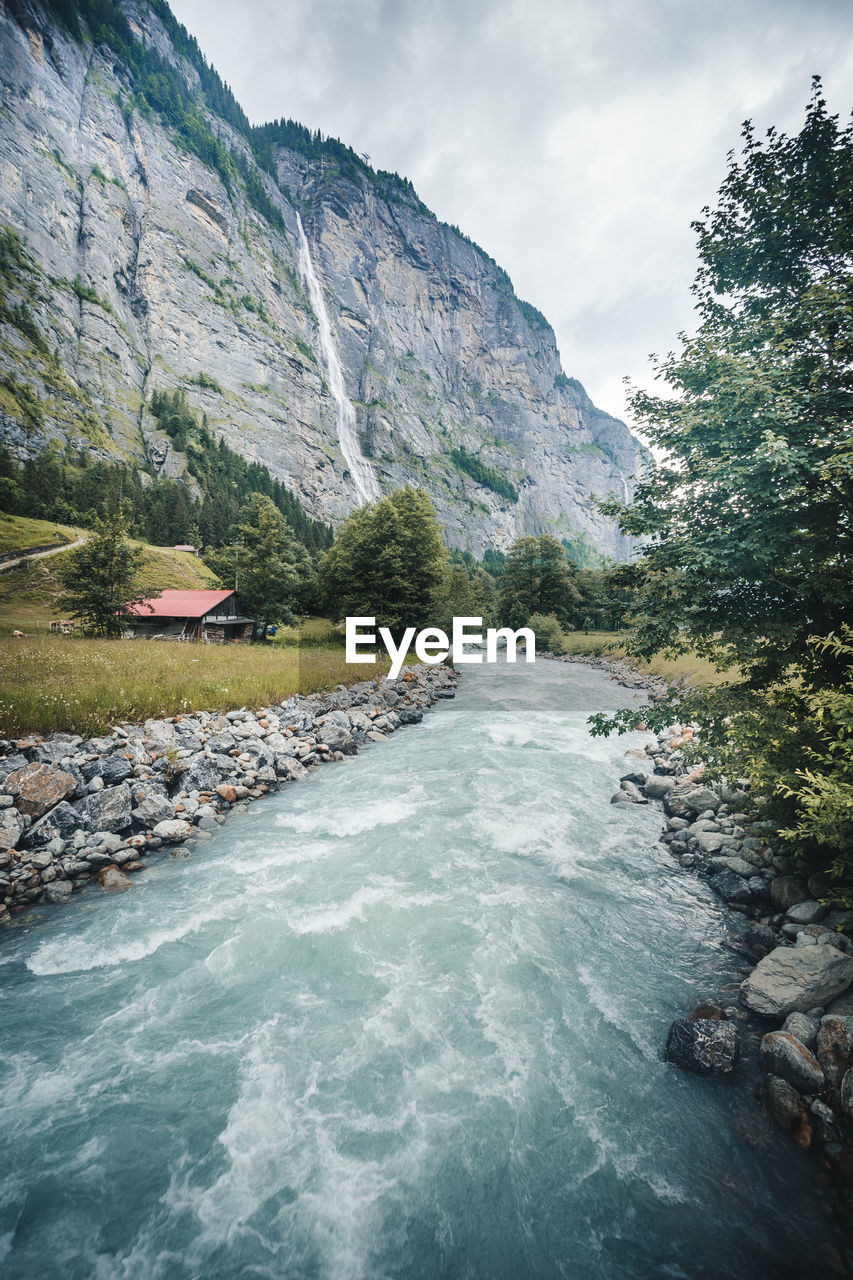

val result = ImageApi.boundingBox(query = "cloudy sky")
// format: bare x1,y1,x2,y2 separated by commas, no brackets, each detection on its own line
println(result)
170,0,852,430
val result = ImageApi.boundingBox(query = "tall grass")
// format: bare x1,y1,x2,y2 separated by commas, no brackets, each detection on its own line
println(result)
0,637,392,738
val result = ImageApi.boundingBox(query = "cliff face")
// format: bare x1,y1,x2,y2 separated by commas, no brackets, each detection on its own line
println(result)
0,0,649,557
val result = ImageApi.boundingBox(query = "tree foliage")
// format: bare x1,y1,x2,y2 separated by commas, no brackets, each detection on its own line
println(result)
497,535,581,629
58,508,152,637
595,83,853,878
204,494,319,636
322,488,448,637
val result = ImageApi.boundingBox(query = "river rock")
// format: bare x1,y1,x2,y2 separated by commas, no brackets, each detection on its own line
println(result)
761,1074,814,1147
277,757,310,782
315,723,356,755
760,1032,825,1093
769,877,809,911
643,775,676,800
675,785,720,815
826,992,853,1018
131,793,175,826
74,784,133,834
709,869,753,905
664,1017,739,1077
711,856,760,880
782,1012,819,1051
0,808,24,849
152,819,193,843
743,924,780,958
44,879,73,903
816,1018,853,1091
785,899,826,926
5,762,76,817
23,801,85,847
841,1069,853,1123
97,865,132,892
692,831,732,856
741,945,853,1017
181,758,222,794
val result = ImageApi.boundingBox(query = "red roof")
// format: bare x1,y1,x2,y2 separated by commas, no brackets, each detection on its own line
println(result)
128,589,236,619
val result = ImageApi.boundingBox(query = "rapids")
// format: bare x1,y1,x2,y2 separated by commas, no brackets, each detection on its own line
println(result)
0,659,837,1278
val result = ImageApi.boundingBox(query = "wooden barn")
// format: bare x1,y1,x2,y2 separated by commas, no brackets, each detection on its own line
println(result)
125,589,255,643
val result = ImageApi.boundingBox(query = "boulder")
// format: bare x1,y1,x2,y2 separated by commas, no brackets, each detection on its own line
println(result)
782,1012,819,1052
760,1031,826,1093
5,762,76,817
786,899,827,926
741,944,853,1017
692,831,731,856
152,819,193,843
97,865,132,892
769,877,809,911
0,808,24,849
43,879,73,903
841,1069,853,1124
743,924,780,959
664,1016,739,1077
711,856,760,880
23,801,85,847
709,869,753,905
74,784,133,834
182,758,223,794
761,1074,814,1147
816,1018,853,1092
215,783,237,804
130,793,175,827
316,723,357,755
643,775,676,800
674,785,720,814
276,757,310,782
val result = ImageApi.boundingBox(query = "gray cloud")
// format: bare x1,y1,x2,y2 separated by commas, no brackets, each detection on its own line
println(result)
170,0,853,428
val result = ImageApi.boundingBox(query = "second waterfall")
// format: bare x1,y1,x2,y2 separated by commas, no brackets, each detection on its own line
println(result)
296,214,380,505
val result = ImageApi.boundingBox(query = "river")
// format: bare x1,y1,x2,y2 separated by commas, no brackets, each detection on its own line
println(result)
0,659,837,1278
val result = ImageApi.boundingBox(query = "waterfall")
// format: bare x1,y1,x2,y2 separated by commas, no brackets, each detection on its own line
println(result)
295,214,380,504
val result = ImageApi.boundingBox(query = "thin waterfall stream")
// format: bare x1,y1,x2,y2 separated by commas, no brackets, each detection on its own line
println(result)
296,214,380,505
0,659,839,1278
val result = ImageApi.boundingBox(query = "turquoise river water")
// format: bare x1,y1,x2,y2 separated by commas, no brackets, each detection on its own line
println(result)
0,658,838,1278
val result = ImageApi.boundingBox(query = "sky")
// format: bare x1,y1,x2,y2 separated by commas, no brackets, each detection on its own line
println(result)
169,0,853,432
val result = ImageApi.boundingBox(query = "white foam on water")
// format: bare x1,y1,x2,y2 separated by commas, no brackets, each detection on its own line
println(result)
25,899,233,975
278,790,423,839
284,882,442,937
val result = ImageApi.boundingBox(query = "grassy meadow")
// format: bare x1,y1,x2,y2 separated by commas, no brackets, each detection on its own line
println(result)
0,513,85,555
0,633,395,739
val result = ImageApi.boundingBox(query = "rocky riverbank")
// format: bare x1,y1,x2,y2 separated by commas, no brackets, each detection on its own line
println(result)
553,650,853,1254
0,663,458,925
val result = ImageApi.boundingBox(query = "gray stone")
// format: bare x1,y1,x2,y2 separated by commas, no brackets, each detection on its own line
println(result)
152,819,193,843
785,899,827,926
769,877,809,911
664,1017,739,1077
709,856,759,879
44,880,73,903
5,762,76,817
760,1031,825,1093
23,801,85,847
692,830,731,856
782,1012,819,1051
815,1018,853,1092
131,793,175,827
674,785,720,814
761,1074,813,1141
643,775,676,800
709,869,753,905
0,808,24,849
741,945,853,1017
841,1069,853,1124
74,784,133,834
97,865,132,892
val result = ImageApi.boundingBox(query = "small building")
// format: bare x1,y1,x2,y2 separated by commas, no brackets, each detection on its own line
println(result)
125,589,254,643
173,544,198,555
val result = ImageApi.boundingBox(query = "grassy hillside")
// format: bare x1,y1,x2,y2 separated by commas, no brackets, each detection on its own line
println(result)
0,513,85,555
0,540,220,633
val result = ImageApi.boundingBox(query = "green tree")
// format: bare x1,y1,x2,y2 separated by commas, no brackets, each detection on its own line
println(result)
205,494,318,637
58,508,151,636
593,83,853,877
497,535,580,629
322,487,448,637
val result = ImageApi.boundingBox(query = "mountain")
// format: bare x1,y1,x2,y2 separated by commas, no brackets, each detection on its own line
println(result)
0,0,650,558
